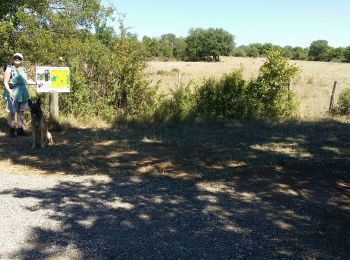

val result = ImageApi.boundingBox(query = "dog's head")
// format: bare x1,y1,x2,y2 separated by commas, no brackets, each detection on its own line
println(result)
28,98,42,119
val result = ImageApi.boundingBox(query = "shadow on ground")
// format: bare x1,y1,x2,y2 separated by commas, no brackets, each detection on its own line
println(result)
0,119,349,258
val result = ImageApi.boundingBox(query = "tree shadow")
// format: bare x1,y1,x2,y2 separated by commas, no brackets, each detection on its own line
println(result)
0,119,349,258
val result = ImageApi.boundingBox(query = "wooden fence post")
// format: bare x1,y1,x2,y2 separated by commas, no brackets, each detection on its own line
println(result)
177,73,181,86
329,81,337,112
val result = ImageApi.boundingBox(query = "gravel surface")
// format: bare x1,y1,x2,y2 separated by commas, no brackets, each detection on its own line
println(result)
1,171,349,259
0,172,95,259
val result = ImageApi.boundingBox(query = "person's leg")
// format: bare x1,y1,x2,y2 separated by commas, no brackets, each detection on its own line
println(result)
8,112,15,127
8,112,16,137
17,111,24,128
17,111,28,136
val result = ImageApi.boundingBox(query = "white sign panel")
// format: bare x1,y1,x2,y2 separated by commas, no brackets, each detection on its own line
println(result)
36,66,70,92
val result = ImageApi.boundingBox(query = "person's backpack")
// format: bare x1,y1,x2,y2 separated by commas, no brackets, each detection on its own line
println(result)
3,64,16,88
5,64,15,76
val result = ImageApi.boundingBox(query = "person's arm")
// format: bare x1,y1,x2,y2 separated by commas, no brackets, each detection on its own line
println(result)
3,67,14,100
26,78,37,85
23,68,36,85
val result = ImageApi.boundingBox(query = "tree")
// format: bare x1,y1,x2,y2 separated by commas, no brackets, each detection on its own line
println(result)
331,47,345,61
232,45,247,57
245,43,263,57
173,38,187,60
95,22,117,48
0,0,113,64
291,47,309,60
158,34,175,59
308,40,332,61
1,0,157,119
142,36,161,57
344,46,350,62
185,28,235,61
142,34,186,60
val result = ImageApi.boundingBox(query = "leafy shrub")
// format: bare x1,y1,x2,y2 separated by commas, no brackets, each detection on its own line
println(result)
337,88,350,115
194,49,299,120
154,84,196,122
57,32,159,121
194,70,246,119
245,49,299,119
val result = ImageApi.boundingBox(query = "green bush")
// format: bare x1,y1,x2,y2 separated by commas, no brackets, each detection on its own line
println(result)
337,88,350,115
57,33,159,121
245,49,299,119
194,49,299,120
154,84,196,122
194,70,247,119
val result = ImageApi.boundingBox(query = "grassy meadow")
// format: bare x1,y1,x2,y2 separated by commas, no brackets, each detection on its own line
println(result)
146,57,350,119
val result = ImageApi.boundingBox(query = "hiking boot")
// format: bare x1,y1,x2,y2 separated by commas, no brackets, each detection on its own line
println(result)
17,128,28,136
9,128,16,138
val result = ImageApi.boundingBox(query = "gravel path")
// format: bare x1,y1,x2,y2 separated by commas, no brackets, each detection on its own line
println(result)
1,171,349,259
0,172,96,259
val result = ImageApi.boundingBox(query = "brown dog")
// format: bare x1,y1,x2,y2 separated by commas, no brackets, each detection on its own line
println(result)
28,99,53,148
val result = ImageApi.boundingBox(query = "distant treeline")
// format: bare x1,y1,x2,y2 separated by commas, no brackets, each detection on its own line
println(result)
138,31,350,63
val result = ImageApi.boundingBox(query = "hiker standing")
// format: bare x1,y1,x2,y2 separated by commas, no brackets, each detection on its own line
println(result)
3,53,36,137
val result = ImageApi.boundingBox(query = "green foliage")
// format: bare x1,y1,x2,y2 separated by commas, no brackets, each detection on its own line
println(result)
231,46,247,57
330,47,346,62
59,32,159,120
156,49,299,122
0,0,159,122
111,36,159,118
336,89,350,115
58,36,111,117
0,0,113,64
245,43,262,57
142,34,186,61
234,43,300,59
185,28,235,61
309,40,332,61
246,49,299,119
154,84,196,122
173,38,187,60
232,41,350,63
344,46,350,62
142,36,162,58
291,47,309,60
159,34,176,59
194,70,246,119
257,49,299,89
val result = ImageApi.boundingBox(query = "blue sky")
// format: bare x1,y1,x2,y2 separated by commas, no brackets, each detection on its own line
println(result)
103,0,350,48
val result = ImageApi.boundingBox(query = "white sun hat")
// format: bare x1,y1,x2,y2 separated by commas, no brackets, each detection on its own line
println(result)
13,53,24,60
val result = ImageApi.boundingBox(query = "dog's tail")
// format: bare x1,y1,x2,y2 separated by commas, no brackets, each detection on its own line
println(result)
46,130,54,144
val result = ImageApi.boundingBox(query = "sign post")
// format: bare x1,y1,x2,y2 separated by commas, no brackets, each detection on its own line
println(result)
35,66,70,124
49,92,59,124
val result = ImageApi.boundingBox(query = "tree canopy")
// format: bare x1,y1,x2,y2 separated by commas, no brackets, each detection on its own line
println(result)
185,28,235,61
308,40,332,61
0,0,158,119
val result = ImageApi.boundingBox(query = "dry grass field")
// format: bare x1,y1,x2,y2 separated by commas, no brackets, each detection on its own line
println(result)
145,57,350,119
